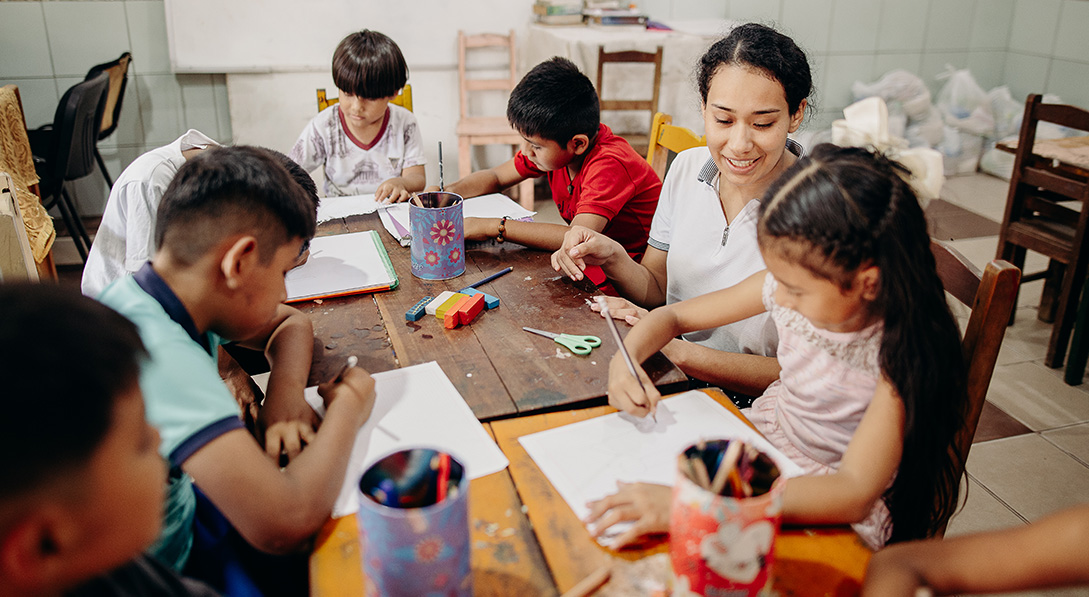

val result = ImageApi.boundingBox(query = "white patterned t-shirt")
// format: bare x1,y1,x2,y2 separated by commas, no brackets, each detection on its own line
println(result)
289,103,425,197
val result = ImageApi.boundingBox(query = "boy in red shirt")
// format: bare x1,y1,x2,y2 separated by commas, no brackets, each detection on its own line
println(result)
443,57,661,260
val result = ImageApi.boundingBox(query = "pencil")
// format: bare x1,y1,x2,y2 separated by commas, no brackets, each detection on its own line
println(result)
333,355,358,383
594,296,655,421
559,563,611,597
465,266,513,289
438,141,444,192
710,439,743,496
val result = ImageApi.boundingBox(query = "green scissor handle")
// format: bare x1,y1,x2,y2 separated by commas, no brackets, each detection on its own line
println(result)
553,333,602,355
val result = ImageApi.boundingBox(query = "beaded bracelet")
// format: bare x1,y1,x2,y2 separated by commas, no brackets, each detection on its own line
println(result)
496,216,508,243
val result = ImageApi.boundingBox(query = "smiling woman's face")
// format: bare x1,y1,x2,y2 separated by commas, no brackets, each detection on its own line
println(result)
702,65,805,200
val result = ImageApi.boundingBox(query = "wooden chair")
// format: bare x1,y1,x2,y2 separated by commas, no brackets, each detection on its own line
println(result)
0,85,56,279
316,84,413,112
85,51,132,187
930,241,1020,517
645,112,704,181
596,46,662,156
996,94,1089,367
455,30,533,210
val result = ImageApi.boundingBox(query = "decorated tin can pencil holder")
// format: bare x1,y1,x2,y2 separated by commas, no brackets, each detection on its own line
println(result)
356,448,471,597
669,439,784,597
410,191,465,280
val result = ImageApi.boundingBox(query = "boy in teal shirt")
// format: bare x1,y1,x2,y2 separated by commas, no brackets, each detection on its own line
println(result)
98,146,376,593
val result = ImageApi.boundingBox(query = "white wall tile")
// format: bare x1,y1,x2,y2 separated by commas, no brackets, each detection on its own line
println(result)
728,0,781,23
125,0,172,75
0,3,53,78
877,0,929,52
967,50,1007,91
1045,60,1089,111
134,74,184,146
828,0,880,53
1003,52,1051,101
1053,0,1089,63
0,78,60,129
822,54,874,111
871,53,924,81
670,0,726,20
212,75,232,143
178,74,219,138
1008,0,1061,55
926,0,975,51
640,0,672,21
781,0,833,56
42,2,131,78
970,0,1015,50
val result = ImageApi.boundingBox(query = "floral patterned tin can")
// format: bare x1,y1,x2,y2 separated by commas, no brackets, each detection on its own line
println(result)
357,448,471,597
669,456,784,597
410,192,465,280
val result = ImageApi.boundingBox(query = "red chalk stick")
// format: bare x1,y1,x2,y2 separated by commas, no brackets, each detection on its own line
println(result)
458,293,486,325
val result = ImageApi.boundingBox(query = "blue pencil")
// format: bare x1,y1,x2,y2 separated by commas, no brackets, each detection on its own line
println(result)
461,266,513,290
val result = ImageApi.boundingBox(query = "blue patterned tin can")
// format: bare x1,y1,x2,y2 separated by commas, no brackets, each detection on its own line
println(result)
410,192,465,280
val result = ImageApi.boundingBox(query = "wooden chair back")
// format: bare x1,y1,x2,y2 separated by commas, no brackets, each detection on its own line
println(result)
596,46,662,154
0,85,55,279
316,84,413,113
930,241,1020,472
457,30,516,121
86,52,131,138
646,112,705,180
997,94,1089,367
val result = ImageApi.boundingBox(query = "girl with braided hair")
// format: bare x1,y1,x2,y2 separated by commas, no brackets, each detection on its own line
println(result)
586,144,968,551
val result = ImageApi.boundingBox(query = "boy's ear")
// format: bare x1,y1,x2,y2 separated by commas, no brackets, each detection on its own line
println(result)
0,508,79,591
856,264,880,301
567,134,591,156
220,236,260,291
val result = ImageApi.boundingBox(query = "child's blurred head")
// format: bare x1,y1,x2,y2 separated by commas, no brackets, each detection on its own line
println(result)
508,57,599,159
154,145,316,339
0,284,163,594
332,30,408,100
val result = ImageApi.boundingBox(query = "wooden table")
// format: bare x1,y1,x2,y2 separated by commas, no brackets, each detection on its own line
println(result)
310,389,872,596
298,212,687,421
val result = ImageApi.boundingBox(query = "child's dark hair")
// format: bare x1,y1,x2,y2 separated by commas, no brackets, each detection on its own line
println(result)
269,149,320,211
0,284,147,502
758,144,967,543
332,30,408,100
698,23,813,116
155,145,317,265
507,57,599,145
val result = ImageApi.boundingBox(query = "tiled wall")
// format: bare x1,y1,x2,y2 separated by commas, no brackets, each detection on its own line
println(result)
0,0,231,216
640,0,1089,133
1,0,1086,216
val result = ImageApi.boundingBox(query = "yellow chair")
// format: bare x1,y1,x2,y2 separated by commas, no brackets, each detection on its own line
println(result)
645,112,704,180
316,84,413,112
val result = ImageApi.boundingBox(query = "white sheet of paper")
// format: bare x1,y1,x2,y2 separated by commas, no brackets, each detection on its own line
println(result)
254,362,508,517
315,194,382,223
284,230,395,301
377,193,537,244
518,390,803,545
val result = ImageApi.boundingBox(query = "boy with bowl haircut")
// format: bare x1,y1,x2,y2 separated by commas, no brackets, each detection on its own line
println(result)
96,146,377,589
0,284,218,596
442,57,662,258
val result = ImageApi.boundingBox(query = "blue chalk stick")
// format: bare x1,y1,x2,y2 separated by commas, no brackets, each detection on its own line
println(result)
461,287,499,309
405,296,434,321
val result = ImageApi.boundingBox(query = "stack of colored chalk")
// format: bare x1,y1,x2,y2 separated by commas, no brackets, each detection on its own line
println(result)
403,267,510,328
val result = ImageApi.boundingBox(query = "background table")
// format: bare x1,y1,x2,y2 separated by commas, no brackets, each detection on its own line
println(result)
298,212,688,420
310,389,872,595
524,21,734,136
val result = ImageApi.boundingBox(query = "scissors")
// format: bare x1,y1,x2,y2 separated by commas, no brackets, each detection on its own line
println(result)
523,327,602,355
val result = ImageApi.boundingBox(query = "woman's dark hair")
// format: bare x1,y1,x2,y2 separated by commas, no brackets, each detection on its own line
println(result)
757,144,968,543
332,30,408,99
0,284,147,501
697,23,813,116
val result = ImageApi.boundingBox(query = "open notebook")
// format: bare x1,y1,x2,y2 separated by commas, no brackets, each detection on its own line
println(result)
284,230,397,302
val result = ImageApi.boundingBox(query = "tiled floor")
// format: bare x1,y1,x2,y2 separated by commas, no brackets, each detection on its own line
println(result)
57,174,1087,594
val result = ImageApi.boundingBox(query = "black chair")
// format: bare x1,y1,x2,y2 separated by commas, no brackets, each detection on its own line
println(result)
28,71,109,263
85,52,132,188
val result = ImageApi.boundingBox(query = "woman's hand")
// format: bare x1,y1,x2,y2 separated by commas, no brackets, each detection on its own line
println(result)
584,481,672,549
551,225,623,281
591,295,648,326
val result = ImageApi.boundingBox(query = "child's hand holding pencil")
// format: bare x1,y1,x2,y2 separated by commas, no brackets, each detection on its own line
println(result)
317,355,377,428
